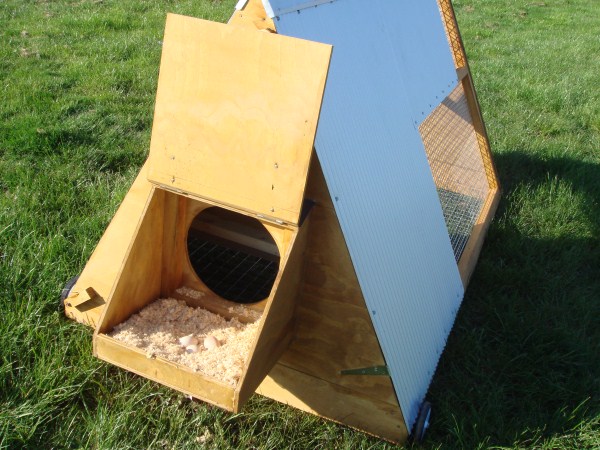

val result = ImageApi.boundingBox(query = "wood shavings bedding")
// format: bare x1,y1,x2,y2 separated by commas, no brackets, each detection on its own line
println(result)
109,298,260,387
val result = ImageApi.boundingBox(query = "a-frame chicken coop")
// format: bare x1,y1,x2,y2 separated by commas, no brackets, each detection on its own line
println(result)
61,0,500,444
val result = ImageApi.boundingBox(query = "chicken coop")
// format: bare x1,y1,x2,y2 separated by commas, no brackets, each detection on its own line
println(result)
62,0,500,444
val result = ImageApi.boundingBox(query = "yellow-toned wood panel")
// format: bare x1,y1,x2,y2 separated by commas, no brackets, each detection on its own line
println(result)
302,204,365,308
228,0,275,32
147,14,332,225
95,335,235,410
257,364,408,444
279,292,397,405
96,187,164,334
236,218,309,408
160,192,187,296
64,162,154,327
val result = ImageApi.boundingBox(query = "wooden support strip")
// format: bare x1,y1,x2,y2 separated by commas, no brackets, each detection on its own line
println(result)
437,0,467,68
461,73,500,190
458,188,501,287
456,65,469,81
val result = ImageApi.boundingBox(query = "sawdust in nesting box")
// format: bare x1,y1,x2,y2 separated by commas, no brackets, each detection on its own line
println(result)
175,286,205,299
109,298,260,387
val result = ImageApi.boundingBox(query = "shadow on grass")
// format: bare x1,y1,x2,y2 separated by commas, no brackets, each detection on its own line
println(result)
427,151,600,448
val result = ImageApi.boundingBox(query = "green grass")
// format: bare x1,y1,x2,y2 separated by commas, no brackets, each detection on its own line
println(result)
1,0,598,448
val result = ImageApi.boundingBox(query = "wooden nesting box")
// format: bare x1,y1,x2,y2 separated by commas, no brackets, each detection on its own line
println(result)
64,0,500,444
92,15,331,412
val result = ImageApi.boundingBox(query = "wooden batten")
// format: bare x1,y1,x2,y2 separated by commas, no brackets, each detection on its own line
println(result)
458,188,501,286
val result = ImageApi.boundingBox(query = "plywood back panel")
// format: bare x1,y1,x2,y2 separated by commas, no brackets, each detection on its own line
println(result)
147,14,331,225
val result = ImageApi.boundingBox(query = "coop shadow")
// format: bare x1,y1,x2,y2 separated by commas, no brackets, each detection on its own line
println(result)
426,151,600,447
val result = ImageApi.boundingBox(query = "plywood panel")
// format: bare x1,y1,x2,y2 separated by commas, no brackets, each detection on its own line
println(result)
229,0,275,32
95,335,236,410
257,363,408,444
147,14,331,225
235,217,309,408
280,293,398,404
302,202,364,308
64,162,154,327
95,187,165,334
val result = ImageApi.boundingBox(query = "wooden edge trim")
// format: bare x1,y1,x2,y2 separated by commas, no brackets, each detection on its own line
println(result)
437,0,467,68
461,74,501,191
458,188,501,287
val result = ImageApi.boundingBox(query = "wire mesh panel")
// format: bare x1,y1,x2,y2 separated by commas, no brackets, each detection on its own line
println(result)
186,208,281,303
419,84,490,261
188,233,279,303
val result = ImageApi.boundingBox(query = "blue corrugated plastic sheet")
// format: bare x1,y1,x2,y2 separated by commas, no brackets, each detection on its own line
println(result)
266,0,464,432
262,0,341,18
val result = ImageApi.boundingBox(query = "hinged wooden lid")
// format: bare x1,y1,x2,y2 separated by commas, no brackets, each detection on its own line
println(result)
147,14,331,225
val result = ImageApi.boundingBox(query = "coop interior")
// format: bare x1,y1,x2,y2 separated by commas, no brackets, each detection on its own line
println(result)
94,187,309,411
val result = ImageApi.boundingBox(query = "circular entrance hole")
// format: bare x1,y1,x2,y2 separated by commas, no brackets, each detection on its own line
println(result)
187,207,280,303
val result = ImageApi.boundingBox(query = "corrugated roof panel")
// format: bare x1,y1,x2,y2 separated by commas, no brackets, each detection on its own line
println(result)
263,0,340,17
273,0,464,430
266,0,457,120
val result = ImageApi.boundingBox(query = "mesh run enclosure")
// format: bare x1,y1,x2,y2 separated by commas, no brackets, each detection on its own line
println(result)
419,84,490,261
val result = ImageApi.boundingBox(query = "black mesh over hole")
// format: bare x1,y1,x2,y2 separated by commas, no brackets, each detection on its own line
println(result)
187,207,280,303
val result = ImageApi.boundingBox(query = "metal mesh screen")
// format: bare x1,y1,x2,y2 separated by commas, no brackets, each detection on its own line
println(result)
419,84,490,261
188,232,279,303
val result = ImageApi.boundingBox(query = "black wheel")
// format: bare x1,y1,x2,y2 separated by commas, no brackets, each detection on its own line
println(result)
59,275,80,311
412,400,432,444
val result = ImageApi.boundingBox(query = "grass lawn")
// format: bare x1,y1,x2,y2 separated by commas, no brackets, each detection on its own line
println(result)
1,0,598,448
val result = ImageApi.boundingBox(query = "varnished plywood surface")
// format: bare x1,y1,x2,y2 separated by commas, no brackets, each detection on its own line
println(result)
147,14,331,225
257,363,408,443
229,0,275,32
64,162,154,327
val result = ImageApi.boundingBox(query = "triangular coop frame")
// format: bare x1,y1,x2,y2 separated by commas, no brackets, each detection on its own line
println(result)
63,0,500,444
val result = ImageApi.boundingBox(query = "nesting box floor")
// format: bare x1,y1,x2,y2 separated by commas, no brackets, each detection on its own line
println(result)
109,298,260,387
